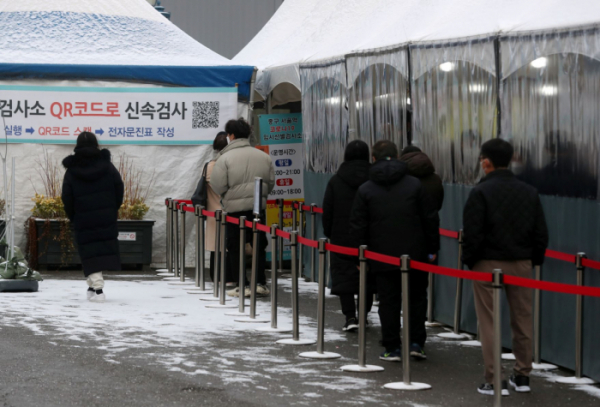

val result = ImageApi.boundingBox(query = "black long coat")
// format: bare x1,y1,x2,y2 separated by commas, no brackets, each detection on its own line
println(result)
350,159,440,272
400,151,445,211
62,148,124,276
322,160,374,295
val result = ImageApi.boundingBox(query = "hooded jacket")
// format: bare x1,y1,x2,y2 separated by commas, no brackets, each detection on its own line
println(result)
400,151,445,211
350,158,440,272
322,160,371,294
62,148,124,276
210,138,275,213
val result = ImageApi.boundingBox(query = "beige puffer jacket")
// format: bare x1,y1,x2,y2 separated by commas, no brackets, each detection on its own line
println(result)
210,138,275,213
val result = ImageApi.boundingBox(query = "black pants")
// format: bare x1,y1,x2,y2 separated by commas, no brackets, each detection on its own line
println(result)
208,251,236,283
226,210,267,286
375,269,429,350
340,293,374,319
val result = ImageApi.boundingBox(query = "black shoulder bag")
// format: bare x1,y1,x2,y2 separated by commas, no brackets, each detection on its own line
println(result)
191,162,210,207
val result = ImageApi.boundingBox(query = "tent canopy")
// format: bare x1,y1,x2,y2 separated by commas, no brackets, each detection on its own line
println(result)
0,0,255,98
233,0,600,103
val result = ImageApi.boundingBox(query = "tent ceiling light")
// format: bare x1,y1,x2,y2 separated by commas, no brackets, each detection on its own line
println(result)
407,97,411,105
439,62,454,72
531,57,547,68
469,84,486,93
540,85,558,96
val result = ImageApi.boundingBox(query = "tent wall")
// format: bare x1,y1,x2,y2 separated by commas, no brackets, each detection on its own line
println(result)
295,23,600,381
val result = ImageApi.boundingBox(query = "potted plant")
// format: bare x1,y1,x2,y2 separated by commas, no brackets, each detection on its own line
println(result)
26,151,155,271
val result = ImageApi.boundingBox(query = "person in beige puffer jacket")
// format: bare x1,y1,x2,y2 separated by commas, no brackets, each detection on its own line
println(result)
211,118,275,297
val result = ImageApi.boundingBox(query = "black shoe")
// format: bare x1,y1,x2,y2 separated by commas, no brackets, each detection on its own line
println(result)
509,374,531,393
478,381,509,396
343,317,359,332
379,348,402,362
410,343,427,360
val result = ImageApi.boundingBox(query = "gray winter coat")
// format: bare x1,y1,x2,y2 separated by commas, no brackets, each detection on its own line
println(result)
210,138,275,213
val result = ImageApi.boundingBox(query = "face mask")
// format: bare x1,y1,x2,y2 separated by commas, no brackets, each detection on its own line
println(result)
226,136,232,145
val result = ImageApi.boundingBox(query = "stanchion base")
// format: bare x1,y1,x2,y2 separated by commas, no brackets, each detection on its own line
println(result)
234,317,270,323
276,338,316,346
341,364,384,373
555,376,597,385
186,290,213,294
205,304,238,309
224,311,259,317
437,332,471,339
167,282,195,286
162,277,181,281
186,286,213,291
199,297,221,302
502,353,516,361
157,272,174,277
255,326,292,333
155,268,168,272
384,382,431,391
299,351,341,359
425,321,442,327
460,340,482,347
532,362,558,370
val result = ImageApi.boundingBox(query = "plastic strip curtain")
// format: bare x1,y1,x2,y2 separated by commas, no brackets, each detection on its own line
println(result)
300,59,348,174
501,25,600,200
346,47,408,150
411,36,497,184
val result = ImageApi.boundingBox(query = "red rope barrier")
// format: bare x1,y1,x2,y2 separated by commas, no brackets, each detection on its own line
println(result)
182,205,194,213
582,257,600,271
411,260,494,283
297,235,319,249
504,275,600,298
545,249,577,263
245,220,253,228
201,209,215,218
256,223,271,233
325,243,359,257
439,228,459,239
364,250,401,267
275,229,291,240
226,216,240,225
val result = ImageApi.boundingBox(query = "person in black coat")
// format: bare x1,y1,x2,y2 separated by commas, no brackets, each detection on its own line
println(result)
62,132,124,303
400,146,444,212
350,140,440,361
322,140,373,331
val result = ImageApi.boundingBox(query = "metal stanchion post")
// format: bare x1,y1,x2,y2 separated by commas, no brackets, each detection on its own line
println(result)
169,200,176,276
257,225,291,332
225,216,249,316
157,198,171,274
200,210,222,302
493,269,504,405
299,238,341,359
439,230,470,339
385,255,431,390
187,205,212,293
342,246,384,372
278,199,284,274
277,231,316,345
206,213,236,309
298,204,305,281
425,271,440,327
309,204,317,282
557,253,597,384
531,265,556,369
169,204,194,286
235,218,269,323
174,203,180,278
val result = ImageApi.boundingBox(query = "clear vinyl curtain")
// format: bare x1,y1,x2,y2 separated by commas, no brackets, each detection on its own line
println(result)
411,37,498,184
300,60,348,174
501,25,600,200
347,48,409,150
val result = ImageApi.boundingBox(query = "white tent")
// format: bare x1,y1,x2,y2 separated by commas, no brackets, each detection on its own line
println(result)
234,0,600,105
0,0,255,267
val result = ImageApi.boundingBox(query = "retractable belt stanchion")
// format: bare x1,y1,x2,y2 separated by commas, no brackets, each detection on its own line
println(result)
425,269,440,327
169,204,194,285
278,199,284,274
277,231,316,345
170,202,180,280
438,230,470,339
187,205,212,293
200,210,222,302
531,265,556,369
493,269,504,405
556,253,597,384
235,218,269,323
342,246,384,373
298,204,305,282
225,216,251,316
385,255,431,391
309,204,317,282
170,200,176,276
157,198,171,274
257,225,291,332
299,238,341,359
206,212,237,309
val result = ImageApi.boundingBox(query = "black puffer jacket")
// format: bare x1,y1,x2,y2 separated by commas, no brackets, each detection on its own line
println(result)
462,169,549,269
350,159,440,272
400,151,445,211
62,148,124,276
322,160,371,295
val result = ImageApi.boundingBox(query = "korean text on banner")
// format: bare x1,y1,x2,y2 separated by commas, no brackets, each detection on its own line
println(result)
258,113,304,261
0,85,238,145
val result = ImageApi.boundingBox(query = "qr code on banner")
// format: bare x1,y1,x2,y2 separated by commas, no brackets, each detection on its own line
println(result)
192,101,220,129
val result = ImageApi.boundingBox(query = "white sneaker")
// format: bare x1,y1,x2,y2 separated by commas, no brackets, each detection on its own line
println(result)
227,287,251,297
86,289,95,300
256,284,270,297
89,292,106,303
